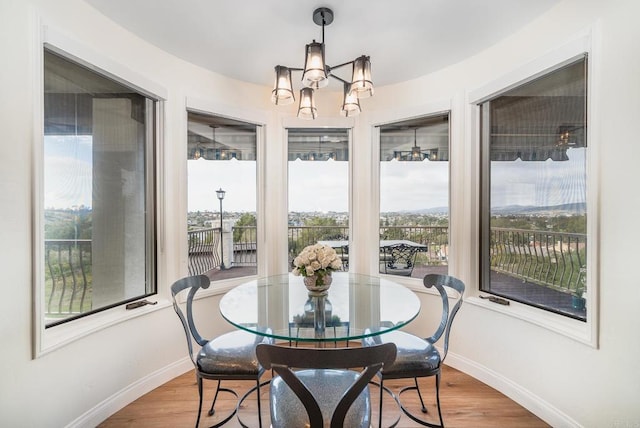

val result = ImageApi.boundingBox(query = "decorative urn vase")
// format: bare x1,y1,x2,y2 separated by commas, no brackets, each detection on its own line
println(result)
303,272,333,295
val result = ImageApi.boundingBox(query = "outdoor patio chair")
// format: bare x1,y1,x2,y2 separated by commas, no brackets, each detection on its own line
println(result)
362,274,465,428
171,275,272,428
380,243,420,276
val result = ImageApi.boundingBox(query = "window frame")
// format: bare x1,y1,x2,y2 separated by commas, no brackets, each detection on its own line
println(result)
33,27,167,357
368,98,453,285
285,126,353,269
377,112,452,278
184,96,268,289
468,33,599,347
185,109,262,283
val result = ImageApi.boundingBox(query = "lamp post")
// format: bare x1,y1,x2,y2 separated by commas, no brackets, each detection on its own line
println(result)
216,188,226,270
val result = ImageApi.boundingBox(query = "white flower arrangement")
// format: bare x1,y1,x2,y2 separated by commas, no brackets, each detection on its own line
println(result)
292,243,343,278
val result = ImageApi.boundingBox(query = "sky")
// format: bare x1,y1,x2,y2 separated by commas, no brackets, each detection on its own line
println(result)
490,147,586,208
43,135,586,213
44,135,93,209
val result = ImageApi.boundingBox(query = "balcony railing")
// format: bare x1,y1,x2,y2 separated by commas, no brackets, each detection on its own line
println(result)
44,239,92,317
42,225,585,318
379,225,449,265
288,225,349,267
187,228,222,276
490,227,586,295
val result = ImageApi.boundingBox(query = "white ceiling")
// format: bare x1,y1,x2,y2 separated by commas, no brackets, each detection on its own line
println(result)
84,0,559,90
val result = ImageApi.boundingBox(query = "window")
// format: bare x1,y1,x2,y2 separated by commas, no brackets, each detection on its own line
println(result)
187,112,258,280
42,48,158,327
287,128,349,270
479,57,588,321
379,114,450,278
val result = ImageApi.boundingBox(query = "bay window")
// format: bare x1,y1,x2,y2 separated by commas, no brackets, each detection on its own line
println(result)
287,128,350,270
479,56,588,321
186,112,258,280
42,47,158,327
379,114,450,278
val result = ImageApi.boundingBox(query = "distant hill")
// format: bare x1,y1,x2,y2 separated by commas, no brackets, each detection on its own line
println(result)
491,202,586,215
405,207,449,215
388,202,586,216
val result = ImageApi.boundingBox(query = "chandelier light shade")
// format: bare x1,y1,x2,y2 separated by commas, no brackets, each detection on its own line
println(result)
302,41,328,88
411,144,423,160
272,7,374,119
340,83,360,117
297,87,317,120
411,128,424,160
271,66,295,105
350,55,374,98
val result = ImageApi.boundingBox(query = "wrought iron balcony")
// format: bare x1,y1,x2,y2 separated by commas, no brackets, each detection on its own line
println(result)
43,226,586,320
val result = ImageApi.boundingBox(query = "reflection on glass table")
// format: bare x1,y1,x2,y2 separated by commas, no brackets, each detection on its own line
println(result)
219,272,421,344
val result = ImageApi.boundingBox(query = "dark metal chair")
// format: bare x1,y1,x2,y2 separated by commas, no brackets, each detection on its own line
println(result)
380,243,422,276
170,275,272,427
256,343,397,428
362,274,465,428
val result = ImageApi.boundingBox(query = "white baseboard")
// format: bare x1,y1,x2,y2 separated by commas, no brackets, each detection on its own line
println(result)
66,351,581,427
445,352,581,428
66,357,193,428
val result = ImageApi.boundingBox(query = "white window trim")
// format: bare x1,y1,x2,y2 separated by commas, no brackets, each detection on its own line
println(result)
467,29,600,348
32,21,168,357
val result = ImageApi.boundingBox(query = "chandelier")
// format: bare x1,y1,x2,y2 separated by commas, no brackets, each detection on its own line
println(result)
271,7,373,119
393,128,439,161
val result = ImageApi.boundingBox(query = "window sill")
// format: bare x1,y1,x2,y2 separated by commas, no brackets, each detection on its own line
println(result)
36,297,172,358
466,295,597,348
191,274,259,301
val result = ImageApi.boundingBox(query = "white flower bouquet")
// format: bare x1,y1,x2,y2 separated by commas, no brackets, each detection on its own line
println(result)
292,243,343,278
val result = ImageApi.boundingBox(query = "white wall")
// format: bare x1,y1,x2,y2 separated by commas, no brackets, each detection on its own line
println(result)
0,1,271,427
363,1,640,426
1,0,639,427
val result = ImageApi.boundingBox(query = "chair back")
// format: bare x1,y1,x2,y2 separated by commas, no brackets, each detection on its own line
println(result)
170,275,211,366
256,343,397,428
423,274,465,361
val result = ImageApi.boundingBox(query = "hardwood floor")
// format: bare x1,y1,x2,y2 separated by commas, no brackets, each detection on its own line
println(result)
99,363,549,427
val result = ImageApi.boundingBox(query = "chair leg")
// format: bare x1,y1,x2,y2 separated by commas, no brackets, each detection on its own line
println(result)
196,377,204,428
435,372,444,428
256,378,262,428
415,377,428,413
378,378,384,428
208,380,222,416
397,375,445,428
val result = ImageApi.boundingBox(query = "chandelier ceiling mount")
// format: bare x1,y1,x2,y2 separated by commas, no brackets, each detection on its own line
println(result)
271,7,374,119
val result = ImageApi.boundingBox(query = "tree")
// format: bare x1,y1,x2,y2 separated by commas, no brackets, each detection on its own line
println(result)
233,213,257,242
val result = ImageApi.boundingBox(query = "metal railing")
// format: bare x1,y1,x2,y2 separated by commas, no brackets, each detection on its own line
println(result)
187,228,221,276
379,226,449,265
45,239,92,316
288,226,349,266
42,225,587,318
490,227,586,295
233,226,257,266
186,225,448,274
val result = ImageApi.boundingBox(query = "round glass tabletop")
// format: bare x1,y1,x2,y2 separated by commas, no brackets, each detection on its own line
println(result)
219,272,421,343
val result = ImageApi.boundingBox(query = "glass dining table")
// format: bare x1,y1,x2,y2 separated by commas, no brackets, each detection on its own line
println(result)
219,272,421,345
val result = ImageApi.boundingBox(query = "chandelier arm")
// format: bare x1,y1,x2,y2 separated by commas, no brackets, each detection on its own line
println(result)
328,73,350,85
329,61,354,70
